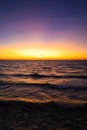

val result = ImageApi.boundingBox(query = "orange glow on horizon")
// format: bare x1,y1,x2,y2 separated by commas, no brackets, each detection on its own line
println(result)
0,40,87,60
0,48,87,60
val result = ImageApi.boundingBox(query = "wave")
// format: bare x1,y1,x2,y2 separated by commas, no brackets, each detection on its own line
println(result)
0,80,87,91
0,73,87,79
0,74,6,77
27,73,87,79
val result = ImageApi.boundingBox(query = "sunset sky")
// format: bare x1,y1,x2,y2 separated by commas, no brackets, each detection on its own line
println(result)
0,0,87,60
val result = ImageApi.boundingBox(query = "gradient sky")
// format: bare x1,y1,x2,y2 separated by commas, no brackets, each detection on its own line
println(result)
0,0,87,60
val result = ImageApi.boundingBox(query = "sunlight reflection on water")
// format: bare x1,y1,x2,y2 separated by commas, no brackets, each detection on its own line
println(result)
0,60,87,104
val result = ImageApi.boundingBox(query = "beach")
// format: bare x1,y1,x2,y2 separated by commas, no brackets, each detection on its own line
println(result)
0,100,87,130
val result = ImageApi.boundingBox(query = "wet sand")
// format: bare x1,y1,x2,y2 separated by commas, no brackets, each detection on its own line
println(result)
0,100,87,130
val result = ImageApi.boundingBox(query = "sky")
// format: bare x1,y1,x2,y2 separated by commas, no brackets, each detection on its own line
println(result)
0,0,87,60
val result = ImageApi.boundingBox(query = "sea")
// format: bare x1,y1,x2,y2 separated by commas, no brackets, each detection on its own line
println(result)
0,60,87,105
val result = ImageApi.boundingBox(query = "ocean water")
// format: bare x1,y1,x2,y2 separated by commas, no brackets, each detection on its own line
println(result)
0,60,87,105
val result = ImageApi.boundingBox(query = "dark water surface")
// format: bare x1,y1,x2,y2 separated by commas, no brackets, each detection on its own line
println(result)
0,60,87,105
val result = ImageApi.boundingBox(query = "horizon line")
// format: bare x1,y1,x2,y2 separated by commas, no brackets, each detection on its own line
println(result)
0,59,87,61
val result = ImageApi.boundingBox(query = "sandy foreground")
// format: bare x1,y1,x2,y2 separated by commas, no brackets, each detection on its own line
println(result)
0,100,87,130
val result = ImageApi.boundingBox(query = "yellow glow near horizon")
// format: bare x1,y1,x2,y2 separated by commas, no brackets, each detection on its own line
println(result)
0,40,87,60
0,47,87,60
15,49,61,59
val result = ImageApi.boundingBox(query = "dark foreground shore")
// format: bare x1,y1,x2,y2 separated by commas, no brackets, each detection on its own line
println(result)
0,100,87,130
